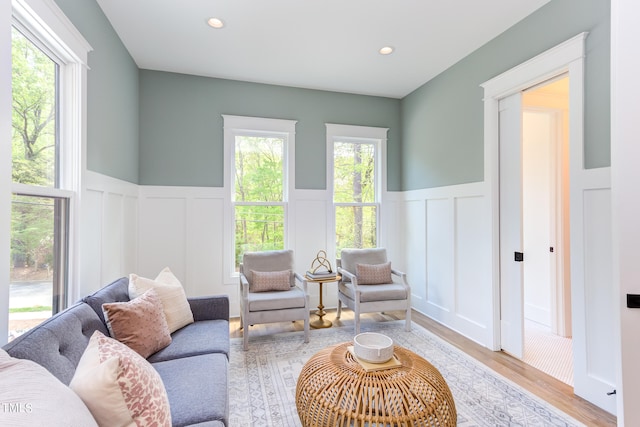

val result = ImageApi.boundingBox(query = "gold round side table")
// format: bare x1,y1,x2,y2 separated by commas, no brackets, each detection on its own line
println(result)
305,274,341,329
296,342,457,427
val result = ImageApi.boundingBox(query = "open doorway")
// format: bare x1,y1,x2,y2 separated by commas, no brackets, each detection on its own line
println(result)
521,76,573,385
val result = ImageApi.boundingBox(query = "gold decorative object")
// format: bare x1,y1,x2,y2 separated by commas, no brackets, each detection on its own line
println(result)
296,342,457,427
305,250,339,329
309,250,333,274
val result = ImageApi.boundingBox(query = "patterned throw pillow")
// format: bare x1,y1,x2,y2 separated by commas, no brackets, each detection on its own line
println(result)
356,262,392,285
102,288,172,358
250,269,292,292
69,331,171,427
129,267,194,333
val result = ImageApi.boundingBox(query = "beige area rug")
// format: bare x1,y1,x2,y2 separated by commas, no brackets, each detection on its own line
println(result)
228,321,585,426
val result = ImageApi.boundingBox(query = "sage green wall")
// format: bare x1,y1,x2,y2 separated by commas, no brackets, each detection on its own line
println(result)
401,0,610,190
139,70,401,190
54,0,139,184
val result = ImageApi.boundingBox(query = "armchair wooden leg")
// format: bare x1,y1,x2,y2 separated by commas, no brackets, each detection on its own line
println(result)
405,306,412,331
336,300,342,319
243,327,249,351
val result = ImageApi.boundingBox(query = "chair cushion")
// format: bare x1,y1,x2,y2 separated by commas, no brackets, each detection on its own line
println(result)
250,269,292,292
356,262,392,285
339,281,408,302
241,249,295,287
340,248,388,281
247,287,306,311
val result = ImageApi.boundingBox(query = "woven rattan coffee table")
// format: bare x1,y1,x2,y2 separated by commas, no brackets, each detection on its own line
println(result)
296,342,456,427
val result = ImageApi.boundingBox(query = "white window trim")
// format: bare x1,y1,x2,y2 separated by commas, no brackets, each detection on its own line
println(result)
1,0,91,343
326,124,388,260
222,115,297,283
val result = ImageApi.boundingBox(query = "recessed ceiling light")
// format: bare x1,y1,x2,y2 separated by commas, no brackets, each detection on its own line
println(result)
207,17,224,29
379,46,394,55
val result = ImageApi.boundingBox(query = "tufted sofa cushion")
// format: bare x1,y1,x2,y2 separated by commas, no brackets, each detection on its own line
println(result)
3,303,108,385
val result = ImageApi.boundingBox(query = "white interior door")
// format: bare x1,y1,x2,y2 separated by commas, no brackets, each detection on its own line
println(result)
499,92,524,359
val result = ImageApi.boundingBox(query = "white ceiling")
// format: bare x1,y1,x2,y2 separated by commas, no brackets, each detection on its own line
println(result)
96,0,551,99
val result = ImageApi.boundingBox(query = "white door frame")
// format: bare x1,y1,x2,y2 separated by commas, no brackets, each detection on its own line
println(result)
481,32,587,352
483,32,617,414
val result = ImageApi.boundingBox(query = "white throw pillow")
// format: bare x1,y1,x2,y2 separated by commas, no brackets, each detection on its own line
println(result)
129,267,194,333
69,331,171,427
0,349,98,426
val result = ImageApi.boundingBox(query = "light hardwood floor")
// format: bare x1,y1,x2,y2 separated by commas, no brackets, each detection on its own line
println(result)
230,309,616,427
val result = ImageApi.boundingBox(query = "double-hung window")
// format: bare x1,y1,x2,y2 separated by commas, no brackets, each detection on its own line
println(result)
327,124,387,254
223,115,296,273
6,0,88,341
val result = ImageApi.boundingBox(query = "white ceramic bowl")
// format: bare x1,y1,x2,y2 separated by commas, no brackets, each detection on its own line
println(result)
353,332,394,363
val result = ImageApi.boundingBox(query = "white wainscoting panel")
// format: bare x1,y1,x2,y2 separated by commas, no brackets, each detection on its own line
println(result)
186,197,225,297
138,186,228,302
569,167,616,414
292,193,334,310
138,197,187,279
401,182,489,345
80,172,139,298
79,188,103,297
583,188,616,385
379,197,407,272
454,195,491,340
404,200,427,312
122,195,138,275
426,198,453,312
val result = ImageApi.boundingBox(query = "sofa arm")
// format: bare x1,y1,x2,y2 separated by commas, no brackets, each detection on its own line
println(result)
188,295,229,322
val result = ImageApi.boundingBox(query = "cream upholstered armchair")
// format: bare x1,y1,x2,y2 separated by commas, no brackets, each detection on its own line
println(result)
239,249,310,350
336,248,411,334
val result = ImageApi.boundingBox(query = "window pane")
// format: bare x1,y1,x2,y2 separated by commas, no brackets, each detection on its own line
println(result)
235,205,285,269
333,142,375,203
9,195,68,341
11,28,59,188
335,205,377,253
235,135,284,202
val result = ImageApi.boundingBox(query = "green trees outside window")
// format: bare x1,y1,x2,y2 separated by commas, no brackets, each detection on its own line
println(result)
334,141,378,253
234,135,286,269
9,26,68,339
12,28,58,188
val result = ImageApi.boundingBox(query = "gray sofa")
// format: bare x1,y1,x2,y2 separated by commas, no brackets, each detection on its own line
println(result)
2,277,230,427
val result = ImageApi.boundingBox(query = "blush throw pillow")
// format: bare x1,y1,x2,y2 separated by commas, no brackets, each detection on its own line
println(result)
250,269,292,292
69,331,171,427
102,288,172,358
129,267,194,333
356,262,393,285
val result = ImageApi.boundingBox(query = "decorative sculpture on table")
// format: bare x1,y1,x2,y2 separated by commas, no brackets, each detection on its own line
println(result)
306,250,334,279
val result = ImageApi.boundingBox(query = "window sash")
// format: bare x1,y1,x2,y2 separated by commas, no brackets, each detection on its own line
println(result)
5,0,89,343
223,115,296,280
